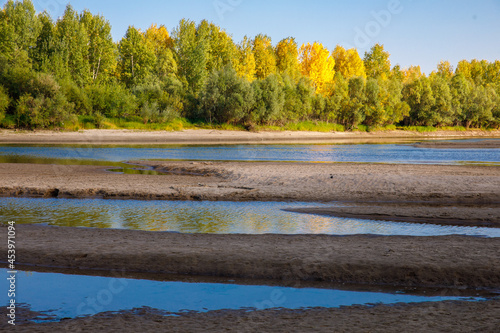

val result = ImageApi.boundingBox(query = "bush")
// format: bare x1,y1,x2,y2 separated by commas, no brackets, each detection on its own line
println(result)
87,82,137,118
199,67,254,124
15,93,74,129
0,85,10,122
60,78,91,115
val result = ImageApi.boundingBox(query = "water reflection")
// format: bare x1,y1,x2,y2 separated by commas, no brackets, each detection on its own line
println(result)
0,269,481,322
1,198,499,237
0,142,499,164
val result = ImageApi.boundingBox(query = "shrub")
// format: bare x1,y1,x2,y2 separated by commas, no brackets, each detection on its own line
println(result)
0,85,10,122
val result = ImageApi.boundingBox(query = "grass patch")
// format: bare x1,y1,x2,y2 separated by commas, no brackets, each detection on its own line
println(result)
256,121,345,132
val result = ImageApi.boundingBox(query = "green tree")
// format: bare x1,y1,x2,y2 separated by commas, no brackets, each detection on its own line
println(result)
363,78,384,126
430,74,453,126
53,5,91,85
402,77,436,126
0,0,40,59
80,10,117,82
173,19,208,96
251,74,285,124
364,44,391,80
339,77,365,129
200,66,254,124
118,26,156,87
380,77,409,125
0,85,10,122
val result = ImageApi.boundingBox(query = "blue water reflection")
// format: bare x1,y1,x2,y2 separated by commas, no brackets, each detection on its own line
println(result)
0,269,480,322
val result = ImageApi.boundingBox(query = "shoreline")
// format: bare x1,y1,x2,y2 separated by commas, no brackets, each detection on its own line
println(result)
2,224,500,289
1,128,500,145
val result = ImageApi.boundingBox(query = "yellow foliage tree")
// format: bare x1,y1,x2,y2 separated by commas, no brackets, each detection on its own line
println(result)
252,34,276,79
436,60,453,79
299,42,335,95
144,24,177,79
402,65,423,84
275,37,300,79
333,45,366,79
145,23,173,50
235,36,256,82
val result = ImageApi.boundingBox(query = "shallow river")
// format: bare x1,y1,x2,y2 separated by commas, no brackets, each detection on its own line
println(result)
2,198,499,237
0,140,499,165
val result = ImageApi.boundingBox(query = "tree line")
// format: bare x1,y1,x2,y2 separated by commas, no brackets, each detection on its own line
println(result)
0,0,499,130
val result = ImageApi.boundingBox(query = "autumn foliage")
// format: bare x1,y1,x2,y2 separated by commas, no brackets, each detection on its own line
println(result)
1,0,499,130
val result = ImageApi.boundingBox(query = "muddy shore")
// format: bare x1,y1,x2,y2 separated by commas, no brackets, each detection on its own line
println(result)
2,224,499,289
1,128,499,145
3,300,499,332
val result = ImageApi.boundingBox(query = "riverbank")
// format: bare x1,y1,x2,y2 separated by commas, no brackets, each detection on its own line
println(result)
2,224,499,289
3,300,499,332
1,128,500,145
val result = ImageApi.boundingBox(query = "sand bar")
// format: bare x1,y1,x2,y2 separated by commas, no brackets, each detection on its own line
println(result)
1,161,499,207
2,224,499,289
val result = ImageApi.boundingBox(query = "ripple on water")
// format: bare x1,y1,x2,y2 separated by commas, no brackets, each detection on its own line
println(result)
1,198,499,237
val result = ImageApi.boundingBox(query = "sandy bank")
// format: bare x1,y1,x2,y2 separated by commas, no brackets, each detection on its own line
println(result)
1,161,499,205
1,129,499,145
2,224,499,289
413,139,500,149
287,204,500,228
4,300,499,333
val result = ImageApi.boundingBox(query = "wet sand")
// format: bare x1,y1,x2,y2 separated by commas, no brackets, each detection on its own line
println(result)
413,139,500,149
1,128,499,145
2,224,499,289
287,204,500,228
3,300,499,332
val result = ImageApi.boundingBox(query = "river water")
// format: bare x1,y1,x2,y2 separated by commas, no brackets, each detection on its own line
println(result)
0,140,499,165
1,198,499,237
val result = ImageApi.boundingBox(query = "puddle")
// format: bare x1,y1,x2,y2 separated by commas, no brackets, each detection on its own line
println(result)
1,198,499,237
0,269,484,323
106,168,168,175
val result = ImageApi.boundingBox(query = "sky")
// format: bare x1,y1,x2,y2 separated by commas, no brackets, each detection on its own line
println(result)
6,0,500,74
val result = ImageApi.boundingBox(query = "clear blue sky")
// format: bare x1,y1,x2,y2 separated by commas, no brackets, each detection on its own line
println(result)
7,0,500,74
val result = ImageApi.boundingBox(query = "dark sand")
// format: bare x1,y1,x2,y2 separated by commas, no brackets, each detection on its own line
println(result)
286,204,500,228
3,300,499,332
